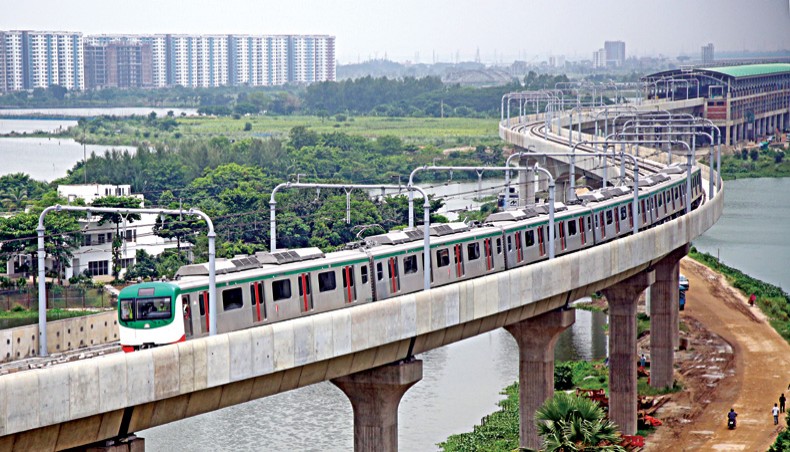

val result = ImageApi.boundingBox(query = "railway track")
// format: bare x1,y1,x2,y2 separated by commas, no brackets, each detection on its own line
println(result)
0,342,121,376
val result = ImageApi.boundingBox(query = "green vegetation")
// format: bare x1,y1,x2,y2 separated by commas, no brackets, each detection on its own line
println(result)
770,412,790,451
535,393,625,452
439,383,520,452
439,355,680,450
0,306,104,328
59,114,499,146
714,144,790,179
689,246,790,342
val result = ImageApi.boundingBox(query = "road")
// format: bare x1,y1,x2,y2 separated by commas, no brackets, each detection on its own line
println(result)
645,259,789,451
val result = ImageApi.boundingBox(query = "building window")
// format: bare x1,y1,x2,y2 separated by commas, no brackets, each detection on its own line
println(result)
88,260,109,276
97,234,106,244
83,234,92,246
120,258,135,269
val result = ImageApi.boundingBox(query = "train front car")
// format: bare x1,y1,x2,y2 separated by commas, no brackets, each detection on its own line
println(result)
118,282,185,352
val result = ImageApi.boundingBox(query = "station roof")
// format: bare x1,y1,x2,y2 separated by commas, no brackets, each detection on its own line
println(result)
699,63,790,79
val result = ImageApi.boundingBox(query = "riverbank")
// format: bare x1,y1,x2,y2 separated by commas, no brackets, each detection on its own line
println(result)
441,257,790,451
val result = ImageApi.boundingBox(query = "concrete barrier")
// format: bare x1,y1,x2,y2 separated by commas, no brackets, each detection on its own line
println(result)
0,311,118,363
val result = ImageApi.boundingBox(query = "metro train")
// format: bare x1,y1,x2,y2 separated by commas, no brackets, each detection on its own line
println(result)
117,163,704,351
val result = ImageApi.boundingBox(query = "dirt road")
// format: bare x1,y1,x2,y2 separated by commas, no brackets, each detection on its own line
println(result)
644,259,790,451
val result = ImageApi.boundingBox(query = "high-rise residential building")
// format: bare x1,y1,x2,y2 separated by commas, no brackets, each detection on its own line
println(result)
604,40,626,67
1,30,334,91
593,48,607,68
701,43,714,64
0,30,84,92
166,34,228,88
288,35,335,84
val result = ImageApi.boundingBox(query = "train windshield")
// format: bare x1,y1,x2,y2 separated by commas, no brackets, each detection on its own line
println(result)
119,296,173,321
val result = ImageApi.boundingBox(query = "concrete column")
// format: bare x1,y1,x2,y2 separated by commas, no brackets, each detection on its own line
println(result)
86,437,144,452
332,360,423,452
649,245,688,389
602,270,655,435
504,309,575,450
519,155,536,208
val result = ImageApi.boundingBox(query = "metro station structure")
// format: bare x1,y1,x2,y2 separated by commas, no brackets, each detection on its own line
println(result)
643,63,790,145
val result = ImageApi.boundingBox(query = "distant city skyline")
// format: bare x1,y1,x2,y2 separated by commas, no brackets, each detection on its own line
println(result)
3,0,789,64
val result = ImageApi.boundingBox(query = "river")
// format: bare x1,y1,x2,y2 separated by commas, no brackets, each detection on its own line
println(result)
0,107,197,118
0,137,136,182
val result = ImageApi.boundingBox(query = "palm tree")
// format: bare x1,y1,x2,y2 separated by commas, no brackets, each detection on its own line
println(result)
535,392,625,451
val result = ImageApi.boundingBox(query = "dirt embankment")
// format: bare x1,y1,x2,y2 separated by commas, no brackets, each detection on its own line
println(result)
643,259,790,451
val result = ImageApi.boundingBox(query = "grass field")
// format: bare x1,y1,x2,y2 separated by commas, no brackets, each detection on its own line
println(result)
177,115,500,143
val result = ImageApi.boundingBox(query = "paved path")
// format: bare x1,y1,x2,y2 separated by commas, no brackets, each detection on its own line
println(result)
647,259,790,451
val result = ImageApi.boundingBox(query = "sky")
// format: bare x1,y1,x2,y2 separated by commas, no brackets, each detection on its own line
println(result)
2,0,789,64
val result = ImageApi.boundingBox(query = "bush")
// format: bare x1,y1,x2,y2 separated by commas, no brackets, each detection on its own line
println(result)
244,122,252,131
750,149,760,161
554,362,574,390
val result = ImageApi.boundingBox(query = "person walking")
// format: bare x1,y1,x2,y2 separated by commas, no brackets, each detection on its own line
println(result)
749,293,756,307
773,403,780,425
781,394,786,413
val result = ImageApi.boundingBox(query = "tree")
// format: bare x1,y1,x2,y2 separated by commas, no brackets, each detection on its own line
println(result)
535,392,625,451
91,196,143,280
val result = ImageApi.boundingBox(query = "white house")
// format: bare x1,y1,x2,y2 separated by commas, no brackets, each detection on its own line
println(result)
5,184,188,281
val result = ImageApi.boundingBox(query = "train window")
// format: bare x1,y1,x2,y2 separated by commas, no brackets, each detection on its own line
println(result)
621,206,627,220
567,220,577,236
525,230,535,246
658,195,663,206
376,262,384,280
120,300,134,321
318,271,337,292
250,283,266,320
342,267,355,287
587,216,592,230
199,293,206,316
404,255,419,273
436,249,450,267
507,235,513,252
222,288,244,311
361,266,369,284
136,297,172,320
496,238,502,254
606,210,613,225
298,275,311,296
467,243,480,260
594,214,599,228
272,279,292,301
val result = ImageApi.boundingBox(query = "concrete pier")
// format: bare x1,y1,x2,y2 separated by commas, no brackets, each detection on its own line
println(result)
504,308,575,450
332,360,423,452
603,270,655,435
649,246,688,389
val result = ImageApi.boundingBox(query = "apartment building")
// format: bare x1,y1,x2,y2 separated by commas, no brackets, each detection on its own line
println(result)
0,30,84,91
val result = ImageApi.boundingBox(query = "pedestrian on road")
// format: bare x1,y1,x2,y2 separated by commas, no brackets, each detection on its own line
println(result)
781,394,786,413
773,403,780,425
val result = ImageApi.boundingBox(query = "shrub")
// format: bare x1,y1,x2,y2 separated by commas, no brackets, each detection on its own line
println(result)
244,122,252,131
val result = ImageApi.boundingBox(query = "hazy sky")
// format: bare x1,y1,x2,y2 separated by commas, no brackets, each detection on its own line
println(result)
3,0,789,63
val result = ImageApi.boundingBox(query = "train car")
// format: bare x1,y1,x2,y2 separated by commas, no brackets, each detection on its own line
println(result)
118,163,704,351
